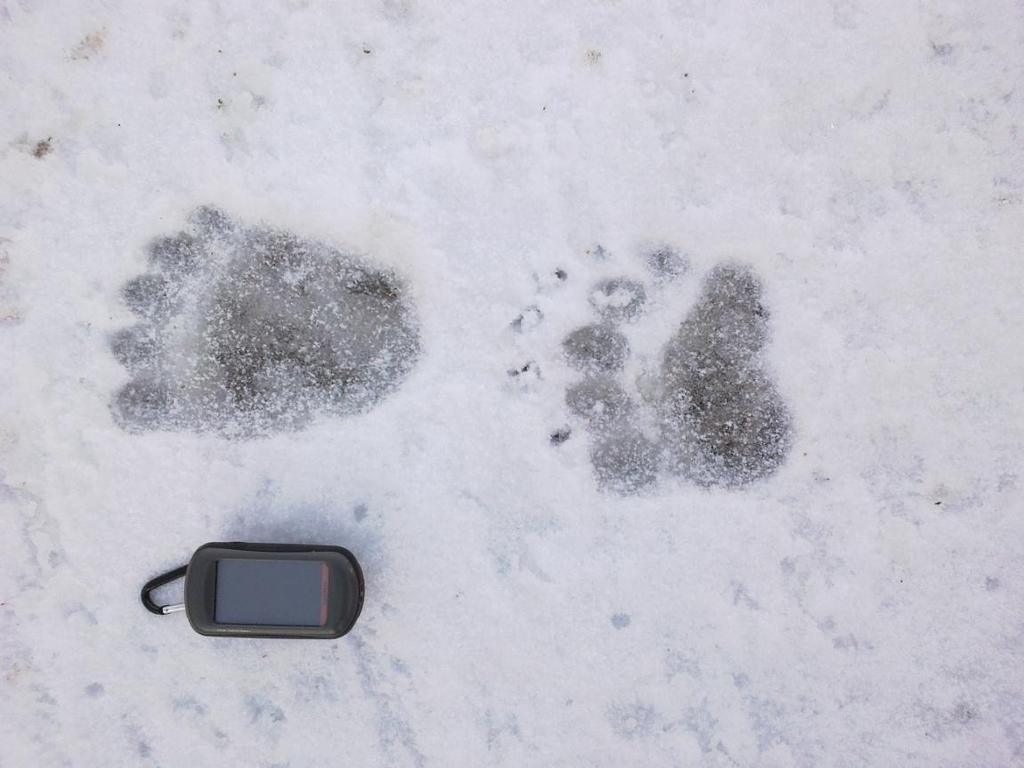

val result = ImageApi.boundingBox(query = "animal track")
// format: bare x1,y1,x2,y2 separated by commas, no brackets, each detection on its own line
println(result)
562,325,630,373
110,207,420,435
645,247,690,281
515,246,792,492
659,264,792,486
588,278,647,323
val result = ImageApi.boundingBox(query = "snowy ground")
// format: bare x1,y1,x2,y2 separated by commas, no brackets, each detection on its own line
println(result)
2,1,1023,766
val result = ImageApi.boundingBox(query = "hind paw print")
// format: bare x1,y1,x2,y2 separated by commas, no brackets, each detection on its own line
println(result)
110,206,420,435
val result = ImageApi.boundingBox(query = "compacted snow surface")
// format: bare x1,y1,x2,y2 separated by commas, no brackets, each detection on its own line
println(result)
2,1,1023,766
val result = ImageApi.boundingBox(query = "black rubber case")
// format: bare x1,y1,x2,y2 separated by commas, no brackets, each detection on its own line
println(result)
185,542,364,639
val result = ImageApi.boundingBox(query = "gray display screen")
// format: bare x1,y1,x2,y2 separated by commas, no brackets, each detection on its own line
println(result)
214,559,328,626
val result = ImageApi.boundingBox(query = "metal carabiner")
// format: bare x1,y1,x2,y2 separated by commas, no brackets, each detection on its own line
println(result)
140,565,188,615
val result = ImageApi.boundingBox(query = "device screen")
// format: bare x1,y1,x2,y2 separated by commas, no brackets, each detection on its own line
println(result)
214,559,329,626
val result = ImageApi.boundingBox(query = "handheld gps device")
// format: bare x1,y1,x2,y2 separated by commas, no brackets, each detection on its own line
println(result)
141,542,364,639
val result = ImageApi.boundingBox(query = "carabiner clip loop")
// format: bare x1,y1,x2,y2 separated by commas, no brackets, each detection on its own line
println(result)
140,565,188,615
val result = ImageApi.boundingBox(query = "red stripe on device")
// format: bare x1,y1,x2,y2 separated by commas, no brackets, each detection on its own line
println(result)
319,563,330,626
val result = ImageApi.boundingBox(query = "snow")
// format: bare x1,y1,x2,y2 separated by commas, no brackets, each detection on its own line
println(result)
2,1,1023,766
